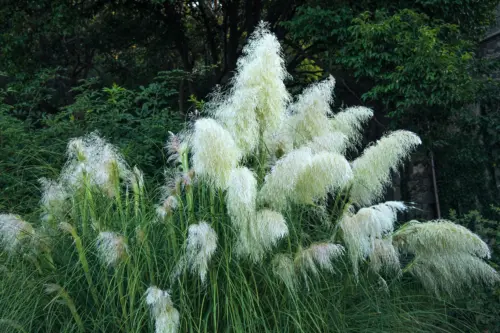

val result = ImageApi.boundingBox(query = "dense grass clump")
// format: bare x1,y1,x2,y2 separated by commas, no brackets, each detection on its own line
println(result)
0,23,498,333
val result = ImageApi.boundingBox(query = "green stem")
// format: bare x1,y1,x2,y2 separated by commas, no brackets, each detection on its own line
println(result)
117,265,130,333
68,227,100,305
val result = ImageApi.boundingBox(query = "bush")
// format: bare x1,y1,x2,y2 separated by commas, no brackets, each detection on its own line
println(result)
0,23,497,333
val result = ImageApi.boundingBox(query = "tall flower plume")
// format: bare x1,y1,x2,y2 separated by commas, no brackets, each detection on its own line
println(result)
235,209,288,262
349,130,421,206
191,118,241,190
210,22,290,154
145,286,180,333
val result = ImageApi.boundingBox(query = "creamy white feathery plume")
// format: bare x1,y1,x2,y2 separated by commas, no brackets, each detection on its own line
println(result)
60,132,131,196
288,76,335,147
259,147,313,211
340,201,407,276
39,177,68,224
145,286,180,333
331,106,373,148
294,152,352,204
192,118,241,189
209,22,290,154
349,130,421,206
256,210,289,251
295,242,344,278
368,237,401,276
96,231,128,267
226,167,257,229
0,214,35,254
177,221,218,283
305,132,348,155
235,209,288,262
191,118,241,190
393,220,498,297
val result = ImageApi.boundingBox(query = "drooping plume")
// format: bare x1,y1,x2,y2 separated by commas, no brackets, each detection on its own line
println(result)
0,214,35,254
176,221,218,283
331,106,373,148
272,254,297,292
226,167,257,229
191,118,241,190
368,237,401,276
145,286,180,333
393,220,498,297
340,202,407,276
235,209,288,262
349,131,421,206
293,152,352,204
295,242,344,278
287,76,335,147
96,231,128,267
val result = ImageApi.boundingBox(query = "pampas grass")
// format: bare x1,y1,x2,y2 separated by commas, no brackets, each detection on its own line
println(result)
0,22,497,333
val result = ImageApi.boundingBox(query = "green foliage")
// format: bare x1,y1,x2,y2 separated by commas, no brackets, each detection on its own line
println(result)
0,72,183,215
450,207,500,332
340,10,475,117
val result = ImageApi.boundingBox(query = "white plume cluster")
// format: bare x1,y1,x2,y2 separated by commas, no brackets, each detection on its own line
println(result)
96,231,128,267
331,106,373,148
191,118,241,190
177,221,218,283
60,132,131,197
393,220,499,296
349,131,421,206
145,286,180,333
287,76,335,147
0,214,35,254
340,201,407,276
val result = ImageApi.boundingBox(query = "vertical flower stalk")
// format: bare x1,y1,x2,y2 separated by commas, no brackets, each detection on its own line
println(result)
59,222,100,305
45,284,84,333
